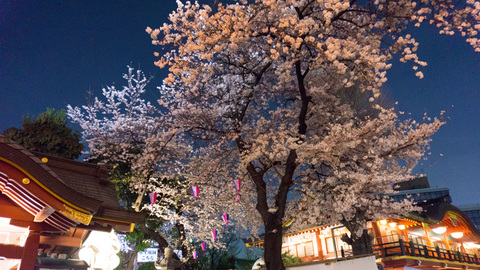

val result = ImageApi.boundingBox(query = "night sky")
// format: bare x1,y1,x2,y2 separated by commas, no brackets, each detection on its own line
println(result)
1,1,479,205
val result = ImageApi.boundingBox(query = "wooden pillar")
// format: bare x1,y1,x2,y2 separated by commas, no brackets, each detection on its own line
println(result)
422,223,433,246
443,233,451,251
401,226,409,241
19,231,40,270
315,230,324,260
372,222,383,245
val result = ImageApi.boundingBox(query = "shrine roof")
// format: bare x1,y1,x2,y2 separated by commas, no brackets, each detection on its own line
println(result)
0,135,145,229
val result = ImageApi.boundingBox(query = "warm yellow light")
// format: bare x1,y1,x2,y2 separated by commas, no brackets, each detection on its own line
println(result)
389,222,397,228
464,242,480,249
432,226,447,234
398,224,406,230
109,254,120,269
80,231,121,270
78,246,95,266
379,219,388,225
0,217,11,225
451,232,464,239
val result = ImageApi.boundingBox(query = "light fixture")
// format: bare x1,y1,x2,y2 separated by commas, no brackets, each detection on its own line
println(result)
464,242,480,249
389,222,397,228
451,232,464,239
379,219,388,225
432,226,447,234
398,224,406,230
0,217,11,225
79,231,121,270
78,246,95,266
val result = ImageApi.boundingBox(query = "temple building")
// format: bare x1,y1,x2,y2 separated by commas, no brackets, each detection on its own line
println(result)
248,177,480,270
0,135,145,270
459,204,480,230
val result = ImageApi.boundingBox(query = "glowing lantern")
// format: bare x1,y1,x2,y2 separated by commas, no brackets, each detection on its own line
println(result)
432,226,447,234
222,214,229,229
212,230,218,242
398,224,406,230
451,232,464,239
78,231,121,270
389,222,397,228
191,186,199,198
233,179,241,202
78,246,95,266
192,251,198,262
379,219,388,225
149,193,157,210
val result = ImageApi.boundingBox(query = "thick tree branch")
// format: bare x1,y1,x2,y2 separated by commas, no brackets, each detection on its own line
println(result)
276,150,297,220
296,61,311,135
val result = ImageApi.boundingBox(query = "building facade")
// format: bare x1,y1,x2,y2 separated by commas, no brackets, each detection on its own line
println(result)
0,135,145,270
248,177,480,270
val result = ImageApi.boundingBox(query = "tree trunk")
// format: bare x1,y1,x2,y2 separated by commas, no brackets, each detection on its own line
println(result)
138,223,183,261
133,185,147,212
126,249,139,270
240,143,297,270
350,229,373,256
264,216,285,270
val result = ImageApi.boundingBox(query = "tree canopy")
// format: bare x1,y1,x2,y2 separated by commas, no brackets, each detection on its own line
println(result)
4,108,84,159
70,0,480,269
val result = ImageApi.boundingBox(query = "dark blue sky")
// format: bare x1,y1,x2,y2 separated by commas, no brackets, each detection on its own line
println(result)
1,1,479,205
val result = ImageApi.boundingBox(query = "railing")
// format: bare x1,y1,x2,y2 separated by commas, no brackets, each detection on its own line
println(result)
373,239,480,265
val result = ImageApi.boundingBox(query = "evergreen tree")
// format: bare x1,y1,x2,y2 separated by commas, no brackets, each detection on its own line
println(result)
4,108,84,159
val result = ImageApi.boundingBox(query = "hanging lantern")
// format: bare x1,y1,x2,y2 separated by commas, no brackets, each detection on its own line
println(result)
432,226,447,234
191,186,199,198
212,230,218,242
149,193,157,210
201,242,207,256
233,179,241,202
451,232,464,239
222,214,229,230
233,179,241,191
192,251,198,262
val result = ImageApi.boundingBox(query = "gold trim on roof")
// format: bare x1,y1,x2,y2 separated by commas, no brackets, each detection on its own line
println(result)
59,205,93,225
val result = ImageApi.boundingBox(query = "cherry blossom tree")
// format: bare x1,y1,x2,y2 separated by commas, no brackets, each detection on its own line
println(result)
68,67,246,265
142,0,480,268
67,68,193,265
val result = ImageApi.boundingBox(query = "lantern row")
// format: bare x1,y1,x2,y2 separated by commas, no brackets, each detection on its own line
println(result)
148,179,241,262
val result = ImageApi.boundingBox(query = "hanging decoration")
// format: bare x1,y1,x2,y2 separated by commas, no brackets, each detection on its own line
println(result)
192,250,198,262
211,230,218,242
149,193,157,210
222,214,229,229
233,179,241,202
191,186,199,198
201,242,207,256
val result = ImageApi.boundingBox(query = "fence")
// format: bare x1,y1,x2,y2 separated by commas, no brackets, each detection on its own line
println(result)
372,239,480,265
